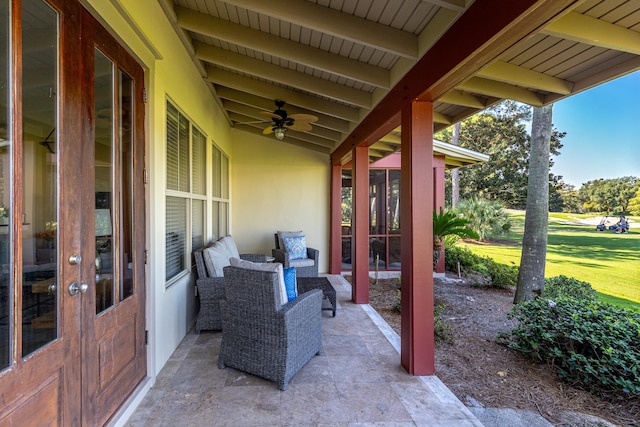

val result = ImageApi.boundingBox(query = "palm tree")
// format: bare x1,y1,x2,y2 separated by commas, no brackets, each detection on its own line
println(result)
433,207,478,268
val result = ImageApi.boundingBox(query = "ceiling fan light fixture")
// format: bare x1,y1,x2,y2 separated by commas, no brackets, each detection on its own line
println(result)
274,126,287,140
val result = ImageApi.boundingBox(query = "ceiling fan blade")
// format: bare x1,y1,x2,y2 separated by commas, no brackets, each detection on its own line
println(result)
288,113,318,123
262,125,274,135
259,111,283,120
287,122,313,132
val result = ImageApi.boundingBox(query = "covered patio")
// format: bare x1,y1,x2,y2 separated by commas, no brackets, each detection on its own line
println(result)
126,275,482,426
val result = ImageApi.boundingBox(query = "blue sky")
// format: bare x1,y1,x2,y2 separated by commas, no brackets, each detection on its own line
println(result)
551,70,640,188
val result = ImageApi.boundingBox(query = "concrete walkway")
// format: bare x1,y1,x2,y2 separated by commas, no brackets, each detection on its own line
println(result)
126,274,483,426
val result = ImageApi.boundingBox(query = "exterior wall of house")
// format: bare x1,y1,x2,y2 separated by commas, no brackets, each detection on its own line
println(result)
229,129,331,273
83,0,234,376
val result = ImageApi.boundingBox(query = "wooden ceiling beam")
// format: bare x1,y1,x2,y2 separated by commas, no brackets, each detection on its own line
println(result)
542,11,640,55
175,6,390,88
221,0,418,59
331,0,578,164
458,76,544,106
438,89,486,108
207,68,363,122
196,43,371,108
477,60,573,94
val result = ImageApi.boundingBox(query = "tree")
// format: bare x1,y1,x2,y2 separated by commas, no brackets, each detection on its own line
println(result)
436,101,565,209
514,104,553,303
628,188,640,216
578,176,639,213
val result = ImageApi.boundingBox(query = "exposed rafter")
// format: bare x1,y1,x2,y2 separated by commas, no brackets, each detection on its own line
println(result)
421,0,468,13
438,90,485,108
235,125,333,154
542,11,640,55
175,6,390,88
477,60,573,95
195,43,372,108
221,0,418,59
458,77,544,106
206,68,363,122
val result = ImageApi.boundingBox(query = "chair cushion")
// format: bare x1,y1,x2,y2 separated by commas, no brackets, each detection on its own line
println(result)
277,230,304,250
289,258,315,268
282,235,307,260
283,267,297,301
203,240,231,277
229,257,288,308
219,235,240,259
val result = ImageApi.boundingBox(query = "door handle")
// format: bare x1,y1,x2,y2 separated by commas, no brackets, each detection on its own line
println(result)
68,281,88,296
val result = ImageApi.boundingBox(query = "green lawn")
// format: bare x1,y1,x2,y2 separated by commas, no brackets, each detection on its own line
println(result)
461,211,640,310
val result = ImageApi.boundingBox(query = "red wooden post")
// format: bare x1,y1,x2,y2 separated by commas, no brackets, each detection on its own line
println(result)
400,100,435,375
352,145,370,304
330,164,343,274
433,155,446,275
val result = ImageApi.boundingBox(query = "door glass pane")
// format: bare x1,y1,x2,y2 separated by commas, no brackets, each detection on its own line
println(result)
119,71,134,301
0,0,10,369
95,49,114,314
22,0,58,356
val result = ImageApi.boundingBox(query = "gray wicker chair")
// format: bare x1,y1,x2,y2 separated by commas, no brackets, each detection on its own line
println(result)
193,247,267,333
272,233,319,277
218,266,323,390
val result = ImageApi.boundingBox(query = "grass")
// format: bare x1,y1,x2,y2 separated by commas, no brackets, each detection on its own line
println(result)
461,211,640,310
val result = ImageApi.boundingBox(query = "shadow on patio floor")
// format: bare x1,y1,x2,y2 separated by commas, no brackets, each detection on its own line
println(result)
126,275,482,426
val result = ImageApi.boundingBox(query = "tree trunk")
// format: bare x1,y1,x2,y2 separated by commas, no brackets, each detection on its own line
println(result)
514,105,552,303
451,122,461,207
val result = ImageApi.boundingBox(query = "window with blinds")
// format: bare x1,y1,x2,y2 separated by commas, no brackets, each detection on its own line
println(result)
165,100,228,285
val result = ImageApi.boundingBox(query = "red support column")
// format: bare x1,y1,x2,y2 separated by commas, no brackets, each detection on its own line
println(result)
352,146,370,304
433,156,446,275
400,100,435,375
330,164,343,274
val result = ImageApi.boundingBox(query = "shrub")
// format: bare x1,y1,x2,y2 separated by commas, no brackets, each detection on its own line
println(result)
444,245,518,288
455,197,511,241
502,298,640,397
544,275,597,302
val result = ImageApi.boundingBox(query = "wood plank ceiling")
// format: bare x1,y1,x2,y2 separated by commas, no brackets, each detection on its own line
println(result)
159,0,640,162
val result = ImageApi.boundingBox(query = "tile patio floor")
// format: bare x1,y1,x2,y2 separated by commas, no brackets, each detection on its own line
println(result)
126,275,483,426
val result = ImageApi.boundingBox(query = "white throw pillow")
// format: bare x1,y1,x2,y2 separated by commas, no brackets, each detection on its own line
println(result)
229,257,288,308
219,235,240,259
203,240,230,277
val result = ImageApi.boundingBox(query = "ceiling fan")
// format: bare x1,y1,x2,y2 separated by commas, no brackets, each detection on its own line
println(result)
241,100,318,140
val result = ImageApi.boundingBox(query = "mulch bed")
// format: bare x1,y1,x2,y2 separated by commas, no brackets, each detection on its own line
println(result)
345,274,640,426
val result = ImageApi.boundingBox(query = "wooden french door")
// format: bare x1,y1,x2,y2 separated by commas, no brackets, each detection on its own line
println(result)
0,0,146,425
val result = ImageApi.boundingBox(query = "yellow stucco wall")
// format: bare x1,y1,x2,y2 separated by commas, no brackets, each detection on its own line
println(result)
80,1,333,378
230,129,331,273
83,0,234,374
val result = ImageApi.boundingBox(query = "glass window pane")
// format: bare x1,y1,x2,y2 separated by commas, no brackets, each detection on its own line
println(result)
221,155,229,199
388,170,401,234
211,146,221,198
166,102,180,191
166,197,186,282
21,0,58,357
211,201,219,242
0,0,9,369
119,70,134,301
369,170,386,235
191,199,204,253
94,49,114,314
192,128,205,195
178,115,189,192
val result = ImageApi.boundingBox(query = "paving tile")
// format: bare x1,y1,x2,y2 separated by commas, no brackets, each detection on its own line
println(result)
125,274,481,426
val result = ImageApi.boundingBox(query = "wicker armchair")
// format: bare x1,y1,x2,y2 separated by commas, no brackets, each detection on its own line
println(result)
193,243,267,333
218,266,323,390
272,233,319,277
